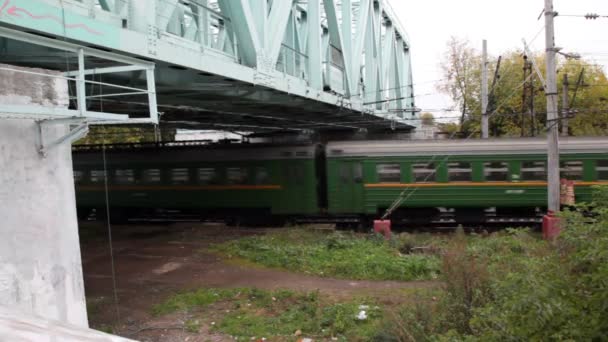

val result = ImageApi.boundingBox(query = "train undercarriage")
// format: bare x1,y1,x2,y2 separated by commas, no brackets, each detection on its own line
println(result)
79,206,544,231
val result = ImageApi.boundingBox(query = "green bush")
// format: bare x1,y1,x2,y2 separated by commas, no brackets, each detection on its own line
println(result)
155,287,385,340
214,229,441,281
387,186,608,341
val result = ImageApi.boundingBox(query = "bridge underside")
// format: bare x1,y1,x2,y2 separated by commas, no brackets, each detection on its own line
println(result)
0,0,417,133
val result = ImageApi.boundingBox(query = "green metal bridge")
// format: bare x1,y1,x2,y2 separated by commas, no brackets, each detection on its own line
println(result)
0,0,416,133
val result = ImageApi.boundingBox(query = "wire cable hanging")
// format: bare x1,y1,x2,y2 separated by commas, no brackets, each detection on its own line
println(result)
381,70,536,219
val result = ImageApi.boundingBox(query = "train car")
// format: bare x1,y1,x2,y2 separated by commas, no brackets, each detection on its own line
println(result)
73,141,323,224
326,137,608,226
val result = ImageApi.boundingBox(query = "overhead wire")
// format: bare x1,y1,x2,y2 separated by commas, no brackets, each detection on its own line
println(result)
98,73,121,324
382,67,537,219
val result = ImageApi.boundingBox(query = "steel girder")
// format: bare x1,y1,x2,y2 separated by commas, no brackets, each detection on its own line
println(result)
0,0,417,129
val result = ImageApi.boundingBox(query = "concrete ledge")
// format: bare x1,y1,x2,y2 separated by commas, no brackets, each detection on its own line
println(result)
0,306,135,341
0,63,68,108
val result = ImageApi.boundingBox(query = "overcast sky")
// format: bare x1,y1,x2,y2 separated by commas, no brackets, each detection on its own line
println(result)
389,0,608,120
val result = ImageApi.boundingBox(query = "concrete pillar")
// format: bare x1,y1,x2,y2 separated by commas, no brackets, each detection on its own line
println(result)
0,65,88,327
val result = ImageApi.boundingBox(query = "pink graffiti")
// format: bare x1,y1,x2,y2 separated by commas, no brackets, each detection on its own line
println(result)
1,1,103,36
0,0,9,15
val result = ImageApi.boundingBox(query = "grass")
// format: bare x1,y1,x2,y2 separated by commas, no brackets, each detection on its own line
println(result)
153,287,385,341
152,288,245,316
213,228,441,281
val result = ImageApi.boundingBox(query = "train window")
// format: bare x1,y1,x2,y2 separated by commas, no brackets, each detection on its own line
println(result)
198,168,218,185
115,169,135,184
413,163,436,183
73,170,84,184
448,162,472,182
286,165,304,182
560,161,583,180
254,167,270,184
170,168,190,184
377,164,401,183
296,151,310,157
227,167,249,184
597,160,608,180
143,169,161,183
484,162,509,182
521,161,546,181
90,170,106,183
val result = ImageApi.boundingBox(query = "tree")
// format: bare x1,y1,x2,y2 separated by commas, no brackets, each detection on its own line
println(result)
438,37,608,137
75,125,176,145
420,112,436,126
438,37,481,130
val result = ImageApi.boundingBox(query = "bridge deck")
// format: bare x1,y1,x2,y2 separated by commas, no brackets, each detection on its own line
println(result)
0,0,417,132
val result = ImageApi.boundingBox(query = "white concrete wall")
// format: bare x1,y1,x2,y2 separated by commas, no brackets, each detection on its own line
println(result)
0,65,88,327
0,306,134,341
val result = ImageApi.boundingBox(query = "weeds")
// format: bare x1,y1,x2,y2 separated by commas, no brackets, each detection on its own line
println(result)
184,319,201,333
152,288,243,316
214,229,441,281
154,287,384,340
383,186,608,341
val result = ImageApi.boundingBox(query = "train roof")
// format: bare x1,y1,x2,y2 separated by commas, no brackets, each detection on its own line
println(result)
73,141,319,163
326,137,608,158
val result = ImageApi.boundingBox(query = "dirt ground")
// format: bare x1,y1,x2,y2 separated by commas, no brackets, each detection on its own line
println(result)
81,222,437,341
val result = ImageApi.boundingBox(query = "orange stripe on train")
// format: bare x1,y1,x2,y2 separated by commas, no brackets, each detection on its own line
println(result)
364,181,608,188
78,185,283,191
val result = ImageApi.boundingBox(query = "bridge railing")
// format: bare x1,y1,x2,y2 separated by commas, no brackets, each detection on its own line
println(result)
73,0,238,59
276,44,308,81
155,0,238,59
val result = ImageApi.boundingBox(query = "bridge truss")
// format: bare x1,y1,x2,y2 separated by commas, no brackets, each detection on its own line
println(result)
0,0,417,133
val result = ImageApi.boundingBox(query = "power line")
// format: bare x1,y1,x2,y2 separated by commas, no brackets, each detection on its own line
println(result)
559,13,608,20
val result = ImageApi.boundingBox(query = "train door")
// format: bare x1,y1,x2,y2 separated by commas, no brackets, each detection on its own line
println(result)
338,161,364,212
283,161,307,213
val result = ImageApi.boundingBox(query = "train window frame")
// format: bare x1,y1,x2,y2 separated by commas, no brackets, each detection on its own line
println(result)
73,170,85,184
286,164,305,183
142,169,162,184
521,161,546,181
484,161,509,182
597,160,608,181
227,167,249,185
198,168,218,185
254,167,270,185
114,169,135,184
560,161,584,181
90,170,107,183
377,163,401,183
412,162,436,183
447,162,473,182
170,168,191,185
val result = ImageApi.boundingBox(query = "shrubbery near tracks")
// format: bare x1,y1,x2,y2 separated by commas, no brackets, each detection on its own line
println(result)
214,229,442,282
389,186,608,341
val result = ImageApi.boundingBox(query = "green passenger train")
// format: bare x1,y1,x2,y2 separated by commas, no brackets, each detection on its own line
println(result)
72,137,608,227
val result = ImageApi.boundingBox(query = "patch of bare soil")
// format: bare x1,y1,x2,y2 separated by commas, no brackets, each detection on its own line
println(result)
81,222,438,341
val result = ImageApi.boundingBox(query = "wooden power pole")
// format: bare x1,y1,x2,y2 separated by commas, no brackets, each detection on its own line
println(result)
562,74,570,137
544,0,561,213
481,40,489,139
523,56,536,137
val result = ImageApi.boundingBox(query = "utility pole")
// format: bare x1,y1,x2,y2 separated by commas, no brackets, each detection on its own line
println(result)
545,0,560,213
562,74,569,137
522,56,529,137
529,64,537,136
522,55,536,137
481,40,489,139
